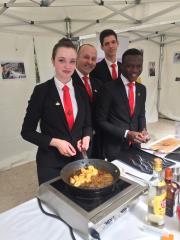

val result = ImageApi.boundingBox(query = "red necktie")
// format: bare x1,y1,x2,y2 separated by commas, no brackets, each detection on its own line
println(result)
63,85,74,130
82,76,92,100
128,82,135,116
111,63,118,80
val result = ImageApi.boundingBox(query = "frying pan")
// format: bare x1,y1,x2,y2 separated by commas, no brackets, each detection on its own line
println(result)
60,151,120,197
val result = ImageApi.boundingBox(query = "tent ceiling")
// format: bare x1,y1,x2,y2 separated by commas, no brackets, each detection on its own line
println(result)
0,0,180,44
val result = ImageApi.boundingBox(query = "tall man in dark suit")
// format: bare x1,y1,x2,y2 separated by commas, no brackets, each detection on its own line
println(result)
96,48,150,161
73,44,103,158
91,29,121,83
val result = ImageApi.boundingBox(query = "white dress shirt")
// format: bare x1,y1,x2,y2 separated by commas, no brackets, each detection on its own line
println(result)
105,58,118,78
121,74,136,102
54,77,78,119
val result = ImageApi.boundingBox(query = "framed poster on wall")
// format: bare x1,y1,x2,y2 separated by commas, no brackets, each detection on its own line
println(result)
1,62,26,80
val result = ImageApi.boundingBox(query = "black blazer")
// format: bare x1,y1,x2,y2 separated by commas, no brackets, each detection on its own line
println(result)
90,59,122,83
95,78,146,161
21,78,92,167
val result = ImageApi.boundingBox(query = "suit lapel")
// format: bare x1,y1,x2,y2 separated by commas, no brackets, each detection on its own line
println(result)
73,71,84,88
134,83,141,115
90,77,98,95
102,59,112,81
118,79,131,116
72,82,83,131
117,61,122,78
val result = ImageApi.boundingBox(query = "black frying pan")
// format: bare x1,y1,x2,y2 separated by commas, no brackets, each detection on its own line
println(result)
60,155,120,197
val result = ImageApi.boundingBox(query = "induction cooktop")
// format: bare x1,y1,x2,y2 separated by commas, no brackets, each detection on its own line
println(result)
38,175,147,240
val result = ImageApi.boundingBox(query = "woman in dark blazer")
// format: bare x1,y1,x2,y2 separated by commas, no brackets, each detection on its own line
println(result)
21,38,92,184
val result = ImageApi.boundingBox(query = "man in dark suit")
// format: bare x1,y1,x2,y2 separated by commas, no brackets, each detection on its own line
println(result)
73,44,103,158
91,29,121,83
96,48,150,161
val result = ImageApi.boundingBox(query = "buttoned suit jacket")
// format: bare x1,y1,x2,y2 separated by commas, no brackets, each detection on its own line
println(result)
90,59,122,83
95,78,146,161
21,78,92,168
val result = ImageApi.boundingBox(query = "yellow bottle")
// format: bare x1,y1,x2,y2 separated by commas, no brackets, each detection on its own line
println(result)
147,158,166,227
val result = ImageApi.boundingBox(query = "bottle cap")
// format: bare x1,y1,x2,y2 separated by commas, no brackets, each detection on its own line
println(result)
161,236,168,240
169,234,174,240
154,158,162,171
165,167,172,180
161,234,174,240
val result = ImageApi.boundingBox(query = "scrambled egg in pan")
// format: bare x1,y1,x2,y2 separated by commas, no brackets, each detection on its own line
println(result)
70,165,98,187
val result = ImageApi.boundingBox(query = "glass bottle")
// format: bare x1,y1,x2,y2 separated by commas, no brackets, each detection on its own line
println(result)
147,158,166,227
165,167,179,217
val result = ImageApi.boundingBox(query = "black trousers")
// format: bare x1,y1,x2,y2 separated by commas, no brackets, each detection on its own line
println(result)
37,165,62,185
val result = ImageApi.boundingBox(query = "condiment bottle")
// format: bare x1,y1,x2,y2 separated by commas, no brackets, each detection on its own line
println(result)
161,234,174,240
165,167,179,217
147,158,166,227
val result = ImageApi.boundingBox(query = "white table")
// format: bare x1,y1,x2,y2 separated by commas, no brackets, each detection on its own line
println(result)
0,195,179,240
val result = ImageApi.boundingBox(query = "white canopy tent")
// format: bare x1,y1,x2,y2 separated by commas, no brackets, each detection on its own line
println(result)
0,0,180,169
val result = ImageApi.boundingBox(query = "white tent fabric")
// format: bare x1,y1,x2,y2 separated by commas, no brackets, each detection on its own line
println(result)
160,42,180,121
0,0,180,43
0,0,180,168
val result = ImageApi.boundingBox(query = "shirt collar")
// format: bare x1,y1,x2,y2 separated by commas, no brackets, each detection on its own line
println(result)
121,74,135,86
76,68,89,79
54,77,73,90
105,58,117,67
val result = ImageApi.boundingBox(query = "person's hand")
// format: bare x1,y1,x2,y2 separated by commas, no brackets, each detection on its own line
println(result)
141,128,151,143
77,136,90,152
50,138,76,157
127,131,146,144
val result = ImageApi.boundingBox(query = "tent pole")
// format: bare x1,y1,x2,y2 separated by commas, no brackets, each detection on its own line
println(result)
65,17,72,38
157,34,165,115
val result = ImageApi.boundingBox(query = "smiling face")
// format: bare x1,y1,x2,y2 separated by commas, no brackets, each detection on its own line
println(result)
101,35,119,61
76,45,97,75
52,47,77,83
121,55,143,82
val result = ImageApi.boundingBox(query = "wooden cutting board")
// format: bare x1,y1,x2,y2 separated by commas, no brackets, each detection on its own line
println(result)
150,137,180,153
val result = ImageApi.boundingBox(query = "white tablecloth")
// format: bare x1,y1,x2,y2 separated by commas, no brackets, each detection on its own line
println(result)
0,194,179,240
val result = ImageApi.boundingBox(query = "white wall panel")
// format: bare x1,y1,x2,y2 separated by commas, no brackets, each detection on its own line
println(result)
0,33,36,169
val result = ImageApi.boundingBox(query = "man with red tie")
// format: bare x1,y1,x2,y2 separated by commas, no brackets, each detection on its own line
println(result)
95,48,150,161
73,44,103,158
91,29,121,83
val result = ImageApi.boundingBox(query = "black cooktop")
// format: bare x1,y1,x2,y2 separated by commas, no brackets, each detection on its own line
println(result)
166,147,180,161
117,147,175,174
50,178,130,212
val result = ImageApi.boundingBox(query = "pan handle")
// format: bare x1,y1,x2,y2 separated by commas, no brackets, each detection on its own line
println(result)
82,149,88,159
